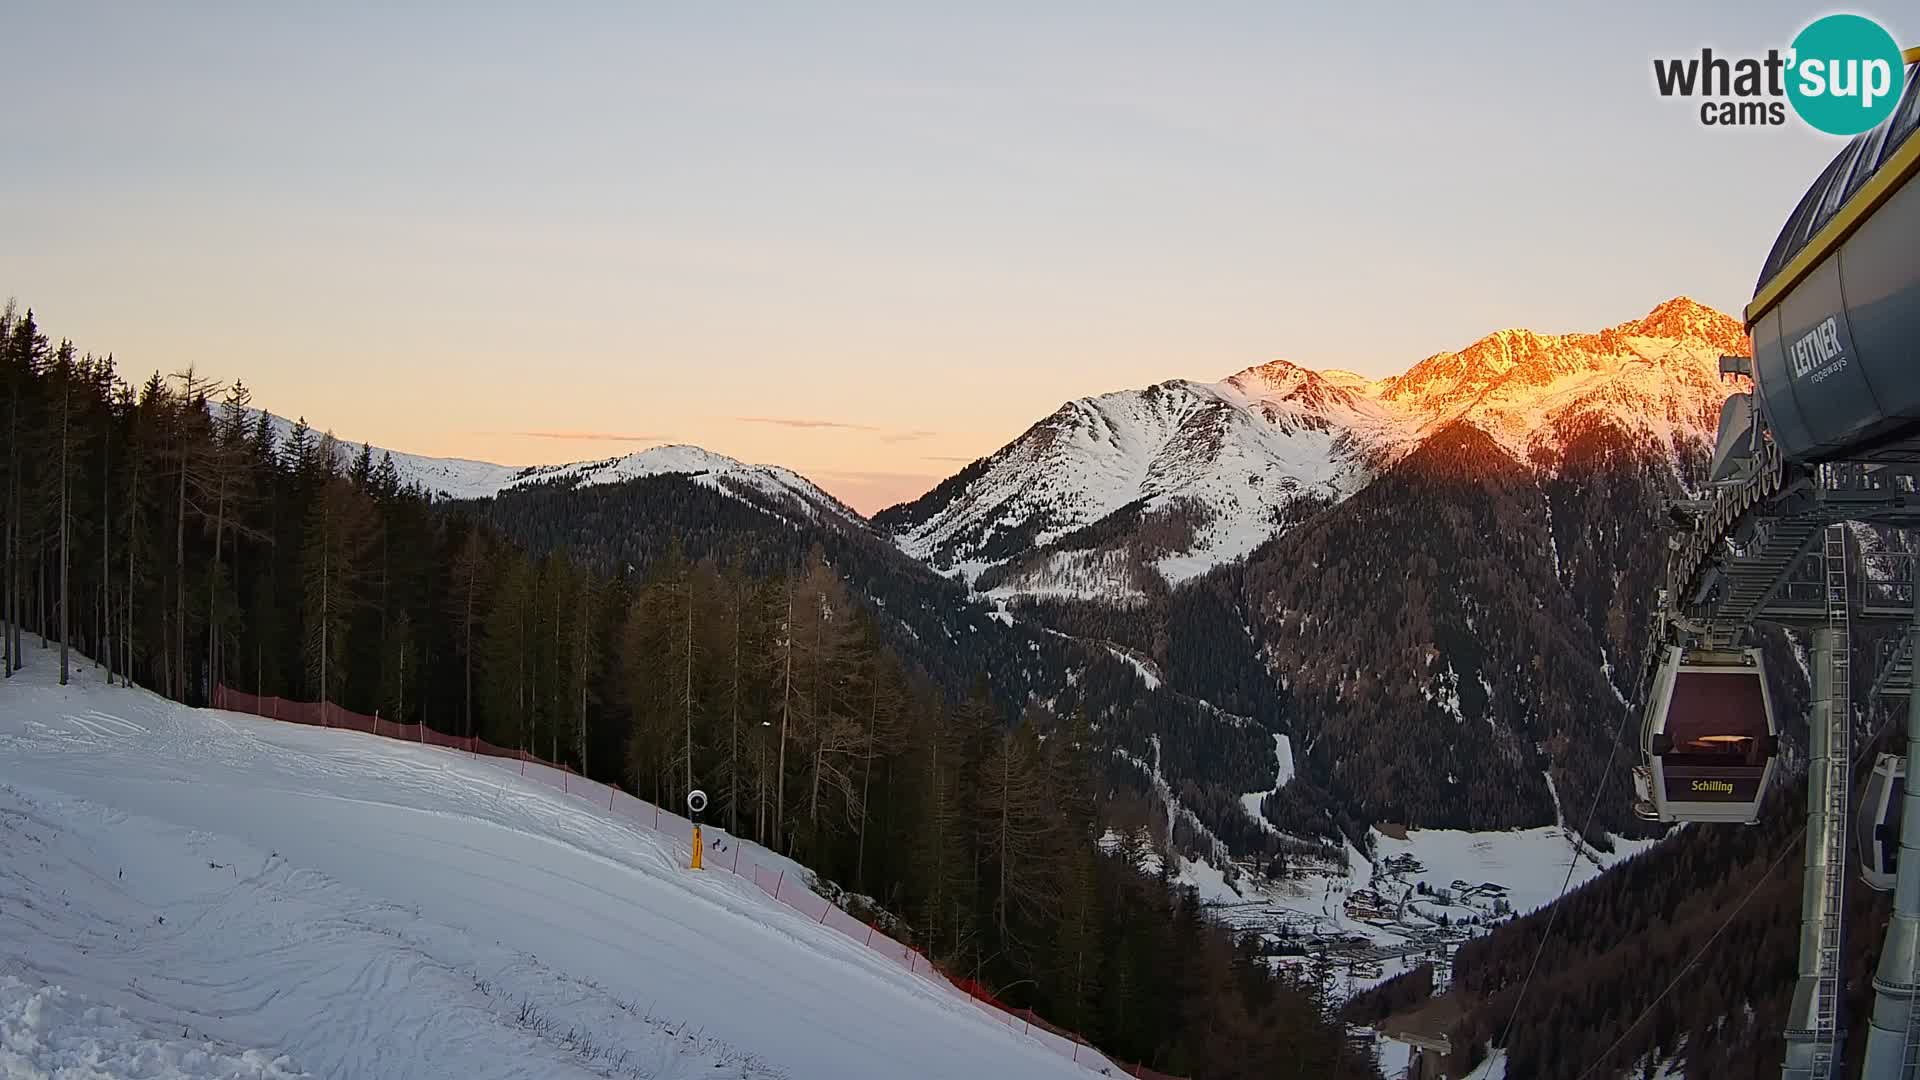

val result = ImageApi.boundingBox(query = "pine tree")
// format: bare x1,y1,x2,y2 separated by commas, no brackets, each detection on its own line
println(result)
205,380,265,695
302,477,374,710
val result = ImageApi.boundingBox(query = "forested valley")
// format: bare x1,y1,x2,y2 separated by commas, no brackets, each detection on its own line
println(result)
1335,774,1892,1078
0,305,1380,1080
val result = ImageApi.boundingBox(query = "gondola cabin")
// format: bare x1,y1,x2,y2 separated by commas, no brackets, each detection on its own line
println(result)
1861,752,1906,892
1642,646,1779,823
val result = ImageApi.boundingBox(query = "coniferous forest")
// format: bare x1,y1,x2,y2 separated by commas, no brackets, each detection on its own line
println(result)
0,305,1380,1080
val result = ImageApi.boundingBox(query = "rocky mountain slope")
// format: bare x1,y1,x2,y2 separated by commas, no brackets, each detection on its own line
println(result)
883,298,1767,853
872,364,1404,601
250,297,1759,853
876,297,1742,606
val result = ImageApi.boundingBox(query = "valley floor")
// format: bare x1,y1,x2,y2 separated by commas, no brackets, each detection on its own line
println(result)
0,656,1114,1080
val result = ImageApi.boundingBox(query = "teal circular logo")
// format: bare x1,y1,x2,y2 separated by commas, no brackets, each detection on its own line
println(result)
1786,15,1907,135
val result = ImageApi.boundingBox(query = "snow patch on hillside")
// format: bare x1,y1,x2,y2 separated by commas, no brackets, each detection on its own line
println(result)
247,411,856,525
1368,825,1659,918
1239,734,1294,834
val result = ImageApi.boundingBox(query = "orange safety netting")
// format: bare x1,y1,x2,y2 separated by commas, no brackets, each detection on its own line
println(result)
210,686,1180,1079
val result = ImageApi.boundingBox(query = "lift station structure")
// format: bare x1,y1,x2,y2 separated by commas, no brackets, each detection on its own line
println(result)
1636,49,1920,1080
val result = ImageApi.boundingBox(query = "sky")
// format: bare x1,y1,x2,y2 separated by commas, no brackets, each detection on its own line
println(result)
3,2,1902,513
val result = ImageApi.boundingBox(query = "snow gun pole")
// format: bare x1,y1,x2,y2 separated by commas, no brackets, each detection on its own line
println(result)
687,788,708,871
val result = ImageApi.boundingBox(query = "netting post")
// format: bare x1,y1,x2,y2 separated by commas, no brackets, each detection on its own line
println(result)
865,924,874,946
609,785,616,811
732,844,741,874
775,869,784,900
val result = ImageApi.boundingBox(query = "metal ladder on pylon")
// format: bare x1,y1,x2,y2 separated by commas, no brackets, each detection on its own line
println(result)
1812,522,1853,1080
1902,614,1920,1076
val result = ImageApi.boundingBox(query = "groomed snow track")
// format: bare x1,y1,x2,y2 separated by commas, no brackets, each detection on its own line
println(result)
0,658,1122,1080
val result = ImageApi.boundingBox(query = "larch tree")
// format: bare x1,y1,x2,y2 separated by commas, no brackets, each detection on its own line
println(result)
448,527,489,739
301,476,374,714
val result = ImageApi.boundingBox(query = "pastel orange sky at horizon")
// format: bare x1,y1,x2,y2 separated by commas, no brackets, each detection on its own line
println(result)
3,3,1879,512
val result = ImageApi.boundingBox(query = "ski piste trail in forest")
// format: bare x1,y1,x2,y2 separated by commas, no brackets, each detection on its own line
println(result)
0,656,1122,1080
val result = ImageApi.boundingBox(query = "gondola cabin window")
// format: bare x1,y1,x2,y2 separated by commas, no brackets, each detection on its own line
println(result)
1662,670,1771,768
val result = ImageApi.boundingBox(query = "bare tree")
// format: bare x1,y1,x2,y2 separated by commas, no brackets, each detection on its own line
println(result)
168,366,222,701
979,721,1060,941
855,650,907,891
574,571,594,775
728,573,743,836
775,577,794,847
448,530,488,738
302,476,374,712
204,381,266,696
54,342,73,684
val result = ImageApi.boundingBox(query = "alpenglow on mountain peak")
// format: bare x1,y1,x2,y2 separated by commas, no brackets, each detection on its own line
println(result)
878,297,1750,602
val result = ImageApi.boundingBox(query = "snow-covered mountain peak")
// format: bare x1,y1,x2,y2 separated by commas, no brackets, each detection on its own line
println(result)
506,444,862,524
1221,359,1378,416
880,298,1750,601
248,411,859,527
1622,295,1748,352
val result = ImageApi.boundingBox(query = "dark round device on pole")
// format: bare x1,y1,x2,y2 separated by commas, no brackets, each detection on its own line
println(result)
687,789,708,870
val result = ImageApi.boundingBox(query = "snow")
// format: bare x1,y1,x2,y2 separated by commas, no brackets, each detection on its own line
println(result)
1371,1031,1413,1079
247,411,858,526
1104,646,1162,691
503,446,861,526
1461,1053,1508,1080
890,300,1738,600
1172,854,1245,905
1238,734,1294,833
0,975,303,1079
0,659,1117,1080
252,408,531,503
1367,824,1658,918
981,549,1151,605
890,371,1401,596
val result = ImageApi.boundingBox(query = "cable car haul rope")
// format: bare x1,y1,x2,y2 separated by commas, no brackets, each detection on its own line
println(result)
1490,51,1920,1080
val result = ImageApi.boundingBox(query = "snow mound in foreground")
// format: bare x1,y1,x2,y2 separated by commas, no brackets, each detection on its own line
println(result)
0,975,304,1079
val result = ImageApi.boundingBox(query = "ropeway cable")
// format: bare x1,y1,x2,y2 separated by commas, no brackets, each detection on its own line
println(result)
1562,700,1904,1080
1570,821,1805,1080
1489,686,1642,1069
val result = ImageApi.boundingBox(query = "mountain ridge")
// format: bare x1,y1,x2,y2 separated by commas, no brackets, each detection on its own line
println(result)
876,296,1748,602
248,409,861,529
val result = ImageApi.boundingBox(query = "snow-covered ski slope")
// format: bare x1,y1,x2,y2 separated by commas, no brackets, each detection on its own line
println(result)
0,660,1118,1080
